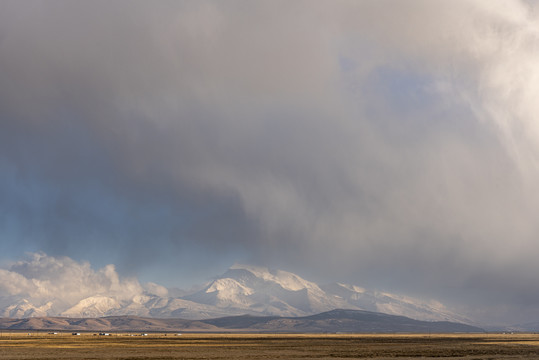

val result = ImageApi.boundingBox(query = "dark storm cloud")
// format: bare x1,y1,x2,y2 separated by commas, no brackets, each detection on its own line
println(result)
2,0,539,324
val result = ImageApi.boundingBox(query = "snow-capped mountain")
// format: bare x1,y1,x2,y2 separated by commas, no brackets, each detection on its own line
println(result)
1,299,53,318
320,283,471,324
183,264,469,323
183,265,341,317
0,263,471,323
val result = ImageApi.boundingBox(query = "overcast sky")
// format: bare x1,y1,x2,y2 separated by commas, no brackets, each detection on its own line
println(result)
1,0,539,325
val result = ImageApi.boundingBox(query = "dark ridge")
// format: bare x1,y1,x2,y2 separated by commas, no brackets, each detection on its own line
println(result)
0,309,484,333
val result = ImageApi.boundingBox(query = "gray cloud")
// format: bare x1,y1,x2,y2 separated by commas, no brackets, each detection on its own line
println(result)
1,0,539,324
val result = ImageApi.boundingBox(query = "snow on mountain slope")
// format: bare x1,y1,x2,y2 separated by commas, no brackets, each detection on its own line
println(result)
141,296,251,320
228,264,323,292
1,299,53,318
61,295,122,318
183,264,347,317
321,283,470,324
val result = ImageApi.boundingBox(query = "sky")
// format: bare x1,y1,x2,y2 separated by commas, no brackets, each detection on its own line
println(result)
1,0,539,325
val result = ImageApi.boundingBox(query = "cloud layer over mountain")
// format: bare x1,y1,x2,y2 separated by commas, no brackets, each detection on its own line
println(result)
0,253,469,324
2,1,539,324
0,253,151,316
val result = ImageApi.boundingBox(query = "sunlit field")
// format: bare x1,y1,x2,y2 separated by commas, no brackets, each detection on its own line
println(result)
2,332,539,359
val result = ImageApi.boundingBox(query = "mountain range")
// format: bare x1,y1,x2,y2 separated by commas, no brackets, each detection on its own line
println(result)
0,264,471,325
0,310,483,333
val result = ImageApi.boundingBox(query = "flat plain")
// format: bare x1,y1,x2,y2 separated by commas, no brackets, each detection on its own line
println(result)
2,332,539,359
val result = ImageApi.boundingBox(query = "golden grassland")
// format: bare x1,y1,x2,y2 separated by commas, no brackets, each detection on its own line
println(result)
2,332,539,359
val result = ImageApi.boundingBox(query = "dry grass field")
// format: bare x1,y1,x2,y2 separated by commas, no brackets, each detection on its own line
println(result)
2,332,539,359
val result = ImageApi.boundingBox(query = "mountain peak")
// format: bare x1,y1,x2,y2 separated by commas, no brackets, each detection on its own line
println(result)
228,264,321,292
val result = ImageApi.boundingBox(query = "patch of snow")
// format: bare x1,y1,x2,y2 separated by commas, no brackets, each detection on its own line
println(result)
61,295,121,318
230,264,323,292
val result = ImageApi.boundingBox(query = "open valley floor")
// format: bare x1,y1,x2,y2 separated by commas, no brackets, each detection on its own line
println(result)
2,333,539,359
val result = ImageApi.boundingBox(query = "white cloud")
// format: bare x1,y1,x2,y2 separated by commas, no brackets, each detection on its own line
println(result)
143,282,169,297
0,253,145,313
